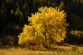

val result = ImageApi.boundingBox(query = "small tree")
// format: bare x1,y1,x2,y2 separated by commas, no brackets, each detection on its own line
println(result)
18,6,68,48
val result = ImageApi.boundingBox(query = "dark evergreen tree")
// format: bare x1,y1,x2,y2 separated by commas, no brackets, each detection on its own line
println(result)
0,3,7,34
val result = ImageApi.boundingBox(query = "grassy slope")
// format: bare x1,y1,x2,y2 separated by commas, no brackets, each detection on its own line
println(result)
0,46,83,55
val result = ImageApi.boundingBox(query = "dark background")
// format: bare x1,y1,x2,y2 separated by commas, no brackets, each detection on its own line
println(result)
0,0,83,46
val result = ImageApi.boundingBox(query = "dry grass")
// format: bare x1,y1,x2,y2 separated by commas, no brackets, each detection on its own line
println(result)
0,47,57,55
0,46,83,55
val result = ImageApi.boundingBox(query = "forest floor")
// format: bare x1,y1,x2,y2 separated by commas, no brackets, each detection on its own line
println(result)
0,45,83,55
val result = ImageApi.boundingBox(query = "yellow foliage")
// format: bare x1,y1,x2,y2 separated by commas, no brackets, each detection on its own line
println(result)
70,30,83,37
18,6,68,47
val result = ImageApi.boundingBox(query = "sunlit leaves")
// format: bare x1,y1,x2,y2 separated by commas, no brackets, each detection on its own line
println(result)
70,30,83,38
18,6,68,47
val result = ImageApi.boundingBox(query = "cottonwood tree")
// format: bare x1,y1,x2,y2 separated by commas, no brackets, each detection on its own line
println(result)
18,6,68,48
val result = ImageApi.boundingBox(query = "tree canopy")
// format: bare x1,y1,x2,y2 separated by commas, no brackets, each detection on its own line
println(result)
18,6,68,47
